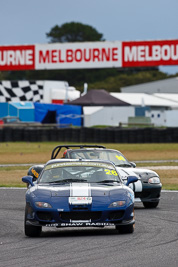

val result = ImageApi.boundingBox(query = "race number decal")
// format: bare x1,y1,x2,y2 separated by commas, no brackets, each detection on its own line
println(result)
116,155,126,161
105,169,118,176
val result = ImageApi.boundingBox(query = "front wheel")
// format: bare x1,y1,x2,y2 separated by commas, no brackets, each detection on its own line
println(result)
143,201,159,209
24,223,42,237
24,206,42,237
116,224,134,234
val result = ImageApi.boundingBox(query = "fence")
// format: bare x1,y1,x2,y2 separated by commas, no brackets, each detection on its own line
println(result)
0,126,178,143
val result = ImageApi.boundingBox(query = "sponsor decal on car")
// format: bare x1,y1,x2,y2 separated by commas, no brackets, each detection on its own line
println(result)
69,196,92,205
45,161,115,170
45,222,115,227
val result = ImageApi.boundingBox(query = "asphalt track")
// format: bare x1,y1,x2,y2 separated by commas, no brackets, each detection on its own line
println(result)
0,189,178,267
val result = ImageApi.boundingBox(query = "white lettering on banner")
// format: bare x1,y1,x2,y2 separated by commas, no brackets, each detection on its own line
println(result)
38,47,119,64
124,45,178,62
151,46,161,61
0,50,33,66
26,50,33,64
138,46,145,61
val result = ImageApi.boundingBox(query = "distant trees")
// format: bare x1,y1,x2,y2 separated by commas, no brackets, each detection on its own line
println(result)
82,70,169,92
46,22,104,43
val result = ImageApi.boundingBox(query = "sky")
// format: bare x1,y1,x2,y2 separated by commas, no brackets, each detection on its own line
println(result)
1,0,178,74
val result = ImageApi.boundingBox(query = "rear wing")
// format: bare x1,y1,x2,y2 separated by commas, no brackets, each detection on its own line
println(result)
51,145,106,159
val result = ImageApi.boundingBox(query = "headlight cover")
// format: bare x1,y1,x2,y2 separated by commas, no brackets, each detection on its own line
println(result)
35,202,52,208
134,171,159,183
109,201,126,208
148,177,160,184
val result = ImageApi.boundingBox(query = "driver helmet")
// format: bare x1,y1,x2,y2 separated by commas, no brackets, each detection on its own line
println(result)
62,149,71,158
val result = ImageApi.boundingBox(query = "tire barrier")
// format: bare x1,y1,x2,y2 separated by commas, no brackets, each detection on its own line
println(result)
1,126,178,143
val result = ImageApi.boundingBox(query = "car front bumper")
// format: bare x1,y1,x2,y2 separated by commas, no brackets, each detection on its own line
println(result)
135,183,162,202
25,203,135,228
26,218,135,228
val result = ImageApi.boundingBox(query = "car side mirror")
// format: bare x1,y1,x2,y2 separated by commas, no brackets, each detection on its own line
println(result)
22,176,34,186
130,162,136,168
126,175,138,186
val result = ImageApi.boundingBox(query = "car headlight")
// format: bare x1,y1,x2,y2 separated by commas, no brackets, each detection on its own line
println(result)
134,171,159,183
109,201,126,208
35,202,52,208
148,177,160,184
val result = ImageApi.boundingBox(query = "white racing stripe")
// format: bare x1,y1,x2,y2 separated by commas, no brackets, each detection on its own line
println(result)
70,183,91,197
69,183,92,205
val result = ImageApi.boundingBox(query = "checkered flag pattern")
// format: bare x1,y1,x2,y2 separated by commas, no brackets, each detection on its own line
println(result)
0,81,44,102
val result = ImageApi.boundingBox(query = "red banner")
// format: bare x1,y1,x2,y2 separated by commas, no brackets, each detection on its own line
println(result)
0,45,35,70
122,40,178,67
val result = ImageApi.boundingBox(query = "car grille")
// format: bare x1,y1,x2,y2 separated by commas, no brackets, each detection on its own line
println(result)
37,211,53,221
108,211,125,220
59,211,102,221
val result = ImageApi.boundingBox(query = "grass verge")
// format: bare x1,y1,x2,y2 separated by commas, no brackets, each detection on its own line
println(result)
0,142,178,189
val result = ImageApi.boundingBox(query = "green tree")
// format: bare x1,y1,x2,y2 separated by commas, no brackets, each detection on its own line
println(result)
46,22,104,43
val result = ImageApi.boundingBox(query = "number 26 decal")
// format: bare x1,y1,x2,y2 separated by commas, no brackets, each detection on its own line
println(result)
105,169,117,176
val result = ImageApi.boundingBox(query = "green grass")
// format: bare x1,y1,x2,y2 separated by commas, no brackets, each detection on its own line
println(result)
0,142,178,189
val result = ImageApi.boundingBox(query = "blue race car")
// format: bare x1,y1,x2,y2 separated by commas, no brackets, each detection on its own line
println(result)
22,159,138,237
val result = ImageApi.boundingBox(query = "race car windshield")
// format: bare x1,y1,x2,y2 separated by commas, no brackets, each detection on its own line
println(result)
69,150,132,167
38,163,121,184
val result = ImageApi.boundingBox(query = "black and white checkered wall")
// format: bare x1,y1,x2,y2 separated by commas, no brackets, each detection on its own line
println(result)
0,81,44,102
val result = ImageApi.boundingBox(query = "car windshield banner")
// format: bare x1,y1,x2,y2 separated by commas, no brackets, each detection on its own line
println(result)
45,161,115,170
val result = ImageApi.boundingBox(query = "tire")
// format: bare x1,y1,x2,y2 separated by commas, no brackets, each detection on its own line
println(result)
25,223,42,237
116,224,134,234
143,201,159,209
24,206,42,237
